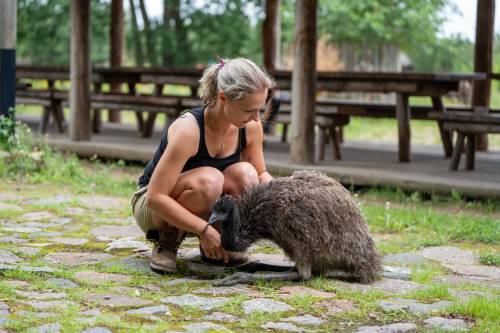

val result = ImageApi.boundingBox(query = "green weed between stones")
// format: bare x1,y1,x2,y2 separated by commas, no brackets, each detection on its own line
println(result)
405,284,452,303
410,264,446,284
449,296,500,333
479,251,500,267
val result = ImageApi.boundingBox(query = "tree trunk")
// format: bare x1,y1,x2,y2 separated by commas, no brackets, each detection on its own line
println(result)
129,0,144,66
69,0,91,141
262,0,281,71
0,0,16,117
290,0,317,164
138,0,155,66
109,0,124,122
472,0,495,150
162,0,174,65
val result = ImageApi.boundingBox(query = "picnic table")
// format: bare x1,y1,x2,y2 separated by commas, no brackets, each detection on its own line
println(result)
16,66,486,162
272,71,487,162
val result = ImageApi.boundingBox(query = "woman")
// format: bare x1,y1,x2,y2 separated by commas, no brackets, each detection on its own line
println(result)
131,57,275,273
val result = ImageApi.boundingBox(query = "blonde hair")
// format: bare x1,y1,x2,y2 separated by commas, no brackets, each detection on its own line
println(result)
199,57,275,106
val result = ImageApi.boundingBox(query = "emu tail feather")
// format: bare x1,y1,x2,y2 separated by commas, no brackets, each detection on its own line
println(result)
353,238,382,283
261,97,281,135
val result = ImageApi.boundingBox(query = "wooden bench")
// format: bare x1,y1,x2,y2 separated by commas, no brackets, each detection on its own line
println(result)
15,68,200,137
276,103,349,160
429,107,500,170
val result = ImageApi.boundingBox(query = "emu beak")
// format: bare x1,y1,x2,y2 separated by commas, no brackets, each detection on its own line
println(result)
208,212,222,225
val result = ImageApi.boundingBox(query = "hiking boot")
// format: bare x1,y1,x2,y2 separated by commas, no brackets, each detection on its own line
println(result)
199,245,250,267
147,226,185,274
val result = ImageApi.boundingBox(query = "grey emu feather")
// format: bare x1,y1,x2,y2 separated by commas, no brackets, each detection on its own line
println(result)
211,171,381,286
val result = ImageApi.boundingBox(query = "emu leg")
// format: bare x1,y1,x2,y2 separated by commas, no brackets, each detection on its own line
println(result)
214,271,301,286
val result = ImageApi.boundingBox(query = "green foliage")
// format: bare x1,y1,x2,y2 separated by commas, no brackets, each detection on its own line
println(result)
318,0,448,50
17,0,110,66
410,34,473,72
479,251,500,267
0,118,135,197
0,108,17,150
182,0,264,65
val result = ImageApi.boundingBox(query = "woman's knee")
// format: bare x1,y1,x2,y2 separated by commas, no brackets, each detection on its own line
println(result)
224,162,259,195
192,167,225,201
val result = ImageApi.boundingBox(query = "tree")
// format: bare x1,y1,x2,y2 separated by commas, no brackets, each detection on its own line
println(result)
318,0,448,52
17,0,110,66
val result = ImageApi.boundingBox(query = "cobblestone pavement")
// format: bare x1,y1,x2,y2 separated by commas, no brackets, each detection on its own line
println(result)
0,191,498,332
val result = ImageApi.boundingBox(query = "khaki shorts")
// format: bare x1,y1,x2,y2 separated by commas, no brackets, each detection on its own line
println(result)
131,186,155,233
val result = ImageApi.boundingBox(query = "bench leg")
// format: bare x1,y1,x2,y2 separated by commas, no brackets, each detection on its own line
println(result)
396,93,411,162
135,111,144,132
52,102,65,133
465,134,476,171
449,131,465,171
281,124,288,143
338,126,344,144
316,127,326,161
40,106,51,133
142,113,158,138
438,120,453,158
92,109,102,133
331,126,342,160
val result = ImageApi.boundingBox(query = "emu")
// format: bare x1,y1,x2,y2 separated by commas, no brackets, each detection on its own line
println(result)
209,171,381,286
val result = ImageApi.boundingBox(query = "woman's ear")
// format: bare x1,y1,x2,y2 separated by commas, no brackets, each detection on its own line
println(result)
218,91,226,104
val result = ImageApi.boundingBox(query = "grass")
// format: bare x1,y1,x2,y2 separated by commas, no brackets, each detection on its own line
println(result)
479,251,500,267
449,296,500,333
405,284,452,303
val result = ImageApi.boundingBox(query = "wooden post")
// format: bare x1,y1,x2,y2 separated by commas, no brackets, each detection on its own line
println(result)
0,0,16,117
69,0,91,141
109,0,124,122
290,0,317,164
262,0,281,71
472,0,495,150
396,93,411,162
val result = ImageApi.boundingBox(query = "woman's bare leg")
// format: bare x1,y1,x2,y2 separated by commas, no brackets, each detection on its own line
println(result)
222,162,259,197
148,166,224,273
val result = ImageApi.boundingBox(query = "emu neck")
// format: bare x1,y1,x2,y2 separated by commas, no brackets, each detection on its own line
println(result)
221,204,248,252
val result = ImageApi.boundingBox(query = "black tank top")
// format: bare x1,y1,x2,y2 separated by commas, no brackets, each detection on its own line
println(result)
138,106,247,187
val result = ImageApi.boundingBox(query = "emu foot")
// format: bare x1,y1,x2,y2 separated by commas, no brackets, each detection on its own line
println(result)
213,271,301,286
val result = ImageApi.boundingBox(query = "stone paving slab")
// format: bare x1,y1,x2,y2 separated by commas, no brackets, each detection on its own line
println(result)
85,293,153,307
125,305,170,316
0,202,21,211
377,298,453,314
242,298,293,314
423,316,471,331
0,249,22,264
161,294,231,311
51,237,89,246
356,322,418,333
422,246,479,265
313,299,357,315
44,252,114,266
23,300,77,310
20,211,57,221
444,264,500,281
74,271,131,284
90,225,142,240
278,285,336,298
261,322,301,332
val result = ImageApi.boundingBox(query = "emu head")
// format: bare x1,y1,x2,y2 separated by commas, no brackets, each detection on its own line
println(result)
209,195,245,251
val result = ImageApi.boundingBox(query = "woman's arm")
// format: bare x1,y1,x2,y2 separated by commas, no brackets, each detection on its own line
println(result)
241,120,273,184
146,118,207,236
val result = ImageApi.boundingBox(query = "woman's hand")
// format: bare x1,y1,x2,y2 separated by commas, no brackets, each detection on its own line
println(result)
199,225,229,263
